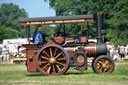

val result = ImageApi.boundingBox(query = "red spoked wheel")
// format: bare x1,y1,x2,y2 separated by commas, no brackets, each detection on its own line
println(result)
92,55,115,73
35,44,70,76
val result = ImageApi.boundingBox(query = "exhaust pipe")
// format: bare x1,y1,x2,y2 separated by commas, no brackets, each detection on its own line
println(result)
96,12,107,56
96,12,102,44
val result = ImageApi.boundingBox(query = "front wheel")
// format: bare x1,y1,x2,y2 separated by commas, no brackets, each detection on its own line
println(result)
92,55,115,73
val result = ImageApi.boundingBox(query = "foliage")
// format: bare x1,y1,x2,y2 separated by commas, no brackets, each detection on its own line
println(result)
45,0,128,46
0,3,27,30
41,25,56,41
0,3,28,43
0,25,18,43
0,1,128,46
105,0,128,45
0,3,56,44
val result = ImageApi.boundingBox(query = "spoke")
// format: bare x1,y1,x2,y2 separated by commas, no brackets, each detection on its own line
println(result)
100,59,104,62
54,48,58,56
99,59,105,63
99,66,103,71
107,65,112,72
47,66,51,74
55,52,62,59
97,62,101,66
50,48,53,57
41,61,48,64
41,56,49,60
102,59,106,63
97,65,102,69
41,63,50,70
98,61,103,65
107,65,112,69
97,64,101,68
102,68,105,72
55,64,61,72
39,61,42,65
56,57,65,60
52,64,56,73
56,61,65,66
105,67,109,72
43,50,50,58
105,69,109,72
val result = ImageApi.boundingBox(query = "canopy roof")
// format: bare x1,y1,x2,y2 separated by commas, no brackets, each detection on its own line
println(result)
19,15,93,25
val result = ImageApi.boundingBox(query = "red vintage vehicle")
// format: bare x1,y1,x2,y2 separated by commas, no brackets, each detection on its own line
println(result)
19,12,115,76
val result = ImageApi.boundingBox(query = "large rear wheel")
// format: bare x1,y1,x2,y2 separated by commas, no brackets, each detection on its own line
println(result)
35,44,70,76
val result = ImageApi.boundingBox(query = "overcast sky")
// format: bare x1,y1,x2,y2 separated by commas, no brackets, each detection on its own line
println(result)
0,0,56,17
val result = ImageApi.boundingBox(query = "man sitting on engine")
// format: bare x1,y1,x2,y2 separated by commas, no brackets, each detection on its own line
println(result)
34,26,45,45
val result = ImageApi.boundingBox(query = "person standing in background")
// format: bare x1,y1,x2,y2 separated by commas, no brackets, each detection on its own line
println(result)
2,46,8,64
0,47,2,64
113,50,120,61
7,47,10,63
126,44,128,57
119,44,125,60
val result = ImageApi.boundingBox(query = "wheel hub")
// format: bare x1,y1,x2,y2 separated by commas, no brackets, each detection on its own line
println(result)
102,64,107,68
77,55,84,62
49,57,56,64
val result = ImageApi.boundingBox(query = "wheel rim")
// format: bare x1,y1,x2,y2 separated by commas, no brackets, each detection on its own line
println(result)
95,57,114,73
36,45,69,76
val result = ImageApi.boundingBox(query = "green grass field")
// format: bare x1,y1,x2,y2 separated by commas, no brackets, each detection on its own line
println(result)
0,61,128,85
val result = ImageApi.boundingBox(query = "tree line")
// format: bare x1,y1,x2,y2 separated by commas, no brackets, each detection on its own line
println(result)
0,3,27,43
0,3,55,43
45,0,128,46
0,0,128,46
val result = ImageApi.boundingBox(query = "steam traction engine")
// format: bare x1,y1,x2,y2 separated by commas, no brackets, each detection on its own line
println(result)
19,13,115,76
